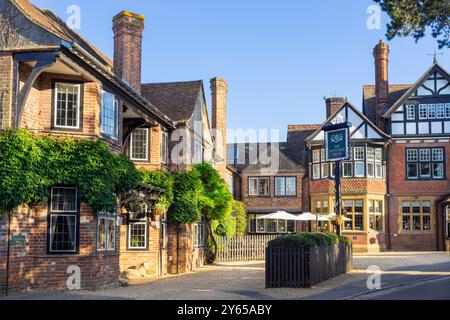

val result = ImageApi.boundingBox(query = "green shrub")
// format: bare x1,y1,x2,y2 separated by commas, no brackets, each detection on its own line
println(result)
268,232,351,248
337,235,352,246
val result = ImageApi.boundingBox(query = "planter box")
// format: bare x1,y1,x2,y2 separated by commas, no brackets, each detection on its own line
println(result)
265,244,352,288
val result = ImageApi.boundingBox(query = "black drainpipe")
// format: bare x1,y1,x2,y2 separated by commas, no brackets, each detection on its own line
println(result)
385,142,392,251
5,211,12,296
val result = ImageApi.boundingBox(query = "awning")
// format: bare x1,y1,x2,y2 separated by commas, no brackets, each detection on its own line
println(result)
257,211,303,221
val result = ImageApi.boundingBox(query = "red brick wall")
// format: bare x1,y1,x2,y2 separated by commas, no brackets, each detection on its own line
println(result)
309,178,387,195
240,173,305,211
0,53,13,128
167,224,204,274
0,204,120,293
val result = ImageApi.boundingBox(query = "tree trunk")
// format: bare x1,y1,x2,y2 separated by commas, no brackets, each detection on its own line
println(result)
205,220,217,264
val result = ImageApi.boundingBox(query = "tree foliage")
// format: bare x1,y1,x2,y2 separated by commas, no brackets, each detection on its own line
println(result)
374,0,450,49
0,129,140,214
232,201,247,236
167,169,203,224
140,169,174,210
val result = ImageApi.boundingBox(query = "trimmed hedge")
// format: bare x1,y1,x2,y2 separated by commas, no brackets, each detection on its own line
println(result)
268,233,352,248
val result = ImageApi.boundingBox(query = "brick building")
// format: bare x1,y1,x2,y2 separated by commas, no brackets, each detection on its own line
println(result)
0,0,230,293
228,40,450,253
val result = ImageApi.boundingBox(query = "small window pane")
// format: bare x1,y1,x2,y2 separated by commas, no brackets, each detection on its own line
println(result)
321,163,329,178
428,104,436,119
354,147,365,160
286,177,296,196
406,149,418,162
402,201,410,213
436,104,445,118
312,150,320,163
412,201,421,213
422,201,431,214
403,216,411,231
275,177,285,196
406,105,415,120
259,178,270,196
433,163,444,179
101,92,118,139
129,222,147,249
130,128,149,160
407,163,418,179
249,178,258,196
51,188,77,212
343,162,353,177
432,148,444,161
313,164,321,179
98,218,106,251
108,219,115,250
413,216,421,230
419,149,430,162
420,163,431,178
49,215,77,252
423,216,431,230
419,104,428,119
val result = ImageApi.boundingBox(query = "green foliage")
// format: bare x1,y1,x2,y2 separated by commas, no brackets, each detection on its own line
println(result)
193,163,233,223
140,169,174,210
374,0,449,49
268,232,351,248
0,129,140,214
0,129,49,212
232,201,247,236
212,209,236,237
167,170,203,224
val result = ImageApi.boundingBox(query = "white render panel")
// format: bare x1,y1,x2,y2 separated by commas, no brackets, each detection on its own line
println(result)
436,79,449,92
406,122,416,135
444,122,450,134
391,113,404,121
392,122,404,135
418,122,429,134
431,122,442,134
417,86,432,96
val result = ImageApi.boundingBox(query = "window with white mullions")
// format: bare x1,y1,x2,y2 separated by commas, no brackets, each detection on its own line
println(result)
194,223,206,247
98,215,116,252
54,82,81,129
275,177,296,196
48,187,78,253
128,222,147,249
248,177,270,196
130,128,149,161
100,91,119,139
406,105,415,120
402,200,432,232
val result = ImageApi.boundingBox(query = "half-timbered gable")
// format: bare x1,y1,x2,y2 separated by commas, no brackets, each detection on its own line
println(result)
383,62,450,138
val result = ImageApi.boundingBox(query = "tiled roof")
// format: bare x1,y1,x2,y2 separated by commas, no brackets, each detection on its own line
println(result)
11,0,112,67
141,81,203,122
362,84,412,123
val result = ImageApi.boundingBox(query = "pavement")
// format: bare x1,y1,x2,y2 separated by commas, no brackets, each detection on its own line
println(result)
2,252,450,300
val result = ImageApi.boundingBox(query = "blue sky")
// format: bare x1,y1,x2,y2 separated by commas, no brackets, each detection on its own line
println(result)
34,0,449,141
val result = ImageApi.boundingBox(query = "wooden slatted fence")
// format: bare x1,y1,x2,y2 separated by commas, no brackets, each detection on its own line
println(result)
216,235,278,262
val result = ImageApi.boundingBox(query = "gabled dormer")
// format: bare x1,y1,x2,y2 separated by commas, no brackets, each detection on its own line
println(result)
383,62,450,138
306,100,389,181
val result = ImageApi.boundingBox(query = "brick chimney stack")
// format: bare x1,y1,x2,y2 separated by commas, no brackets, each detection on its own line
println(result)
325,97,346,119
373,39,390,109
210,77,228,178
113,11,145,93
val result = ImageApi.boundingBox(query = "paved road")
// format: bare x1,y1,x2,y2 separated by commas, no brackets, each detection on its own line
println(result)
3,252,450,300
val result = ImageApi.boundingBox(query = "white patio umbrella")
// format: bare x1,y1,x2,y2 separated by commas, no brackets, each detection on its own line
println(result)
258,211,302,221
296,212,319,221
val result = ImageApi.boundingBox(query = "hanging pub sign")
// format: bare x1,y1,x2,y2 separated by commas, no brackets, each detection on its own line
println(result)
323,122,351,162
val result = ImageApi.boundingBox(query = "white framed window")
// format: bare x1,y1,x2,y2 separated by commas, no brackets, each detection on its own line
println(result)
375,148,382,162
275,177,296,196
366,147,374,161
419,104,428,119
161,130,169,164
367,162,375,178
313,164,321,179
432,148,444,161
406,149,418,162
342,162,353,178
330,162,336,178
436,104,445,119
54,82,81,129
97,215,116,252
194,223,206,247
194,141,203,164
375,163,382,178
354,162,365,177
354,147,365,161
446,104,450,118
48,187,78,253
320,148,325,162
128,222,148,250
406,105,415,120
419,149,430,162
248,177,269,196
100,91,119,139
312,149,320,163
428,104,436,119
130,128,149,161
321,163,329,178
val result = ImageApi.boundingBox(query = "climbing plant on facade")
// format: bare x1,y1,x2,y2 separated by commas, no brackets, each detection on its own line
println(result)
0,129,140,215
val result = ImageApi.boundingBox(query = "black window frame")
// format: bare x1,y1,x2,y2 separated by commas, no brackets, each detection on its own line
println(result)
248,176,270,197
47,186,80,255
405,147,445,180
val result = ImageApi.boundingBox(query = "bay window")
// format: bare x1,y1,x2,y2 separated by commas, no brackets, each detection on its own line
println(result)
406,148,445,180
53,82,81,129
130,128,149,161
100,91,119,139
344,200,364,231
48,187,78,253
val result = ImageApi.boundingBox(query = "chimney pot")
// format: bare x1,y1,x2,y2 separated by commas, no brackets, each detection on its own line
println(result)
210,77,228,178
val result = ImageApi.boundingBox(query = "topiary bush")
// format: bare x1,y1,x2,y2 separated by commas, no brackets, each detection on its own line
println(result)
268,232,352,248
